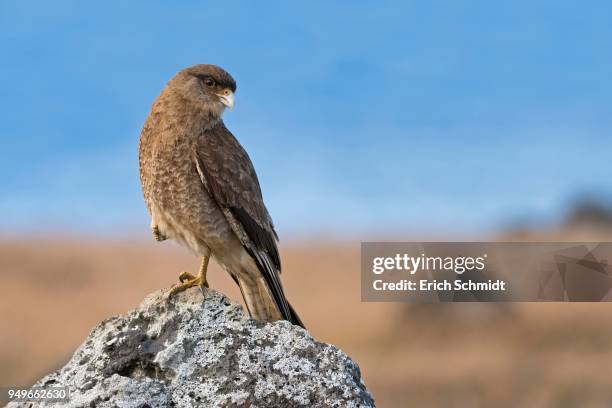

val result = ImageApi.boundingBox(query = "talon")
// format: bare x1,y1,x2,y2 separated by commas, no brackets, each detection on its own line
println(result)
169,275,209,298
169,276,202,297
152,226,167,242
168,255,210,298
179,271,196,283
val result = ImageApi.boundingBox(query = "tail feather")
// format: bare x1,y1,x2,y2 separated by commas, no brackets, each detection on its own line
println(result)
288,302,305,328
232,275,305,329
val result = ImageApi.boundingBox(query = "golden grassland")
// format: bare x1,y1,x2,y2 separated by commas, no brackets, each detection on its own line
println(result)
2,229,612,407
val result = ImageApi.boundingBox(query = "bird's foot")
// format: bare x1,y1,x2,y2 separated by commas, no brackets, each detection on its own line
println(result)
178,271,196,282
179,271,209,287
168,271,209,298
152,225,167,242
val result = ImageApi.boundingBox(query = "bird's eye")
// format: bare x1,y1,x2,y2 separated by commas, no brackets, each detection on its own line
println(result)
204,78,215,87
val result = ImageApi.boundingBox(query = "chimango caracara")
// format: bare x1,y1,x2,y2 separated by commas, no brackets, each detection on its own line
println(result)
139,64,303,328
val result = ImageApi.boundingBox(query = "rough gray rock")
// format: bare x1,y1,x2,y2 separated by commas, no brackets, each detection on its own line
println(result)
9,288,375,407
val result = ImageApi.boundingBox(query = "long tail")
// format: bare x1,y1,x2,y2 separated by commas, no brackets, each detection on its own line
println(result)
233,275,305,329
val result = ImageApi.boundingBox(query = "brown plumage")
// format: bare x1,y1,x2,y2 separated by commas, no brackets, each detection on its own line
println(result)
139,64,303,328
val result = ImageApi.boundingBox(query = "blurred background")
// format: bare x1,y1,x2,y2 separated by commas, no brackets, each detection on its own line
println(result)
1,1,612,406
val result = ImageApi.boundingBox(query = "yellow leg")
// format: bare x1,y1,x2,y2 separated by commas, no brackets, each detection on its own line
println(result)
169,256,210,297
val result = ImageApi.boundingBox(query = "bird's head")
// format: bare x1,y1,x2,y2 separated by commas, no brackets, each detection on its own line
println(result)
169,64,237,118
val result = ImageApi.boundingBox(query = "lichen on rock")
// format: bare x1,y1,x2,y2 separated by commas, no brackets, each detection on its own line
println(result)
8,288,375,407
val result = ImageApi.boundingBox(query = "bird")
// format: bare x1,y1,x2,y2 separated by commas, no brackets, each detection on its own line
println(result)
139,64,304,328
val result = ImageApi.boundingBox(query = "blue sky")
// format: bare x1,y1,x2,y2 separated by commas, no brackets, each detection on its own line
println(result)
1,1,611,236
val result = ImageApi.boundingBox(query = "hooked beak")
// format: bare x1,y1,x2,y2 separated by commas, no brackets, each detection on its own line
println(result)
219,91,235,109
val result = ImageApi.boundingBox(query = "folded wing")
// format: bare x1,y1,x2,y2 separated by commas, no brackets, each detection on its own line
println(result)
195,122,302,327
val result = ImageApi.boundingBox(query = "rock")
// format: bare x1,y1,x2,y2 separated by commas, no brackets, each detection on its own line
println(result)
8,288,375,407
